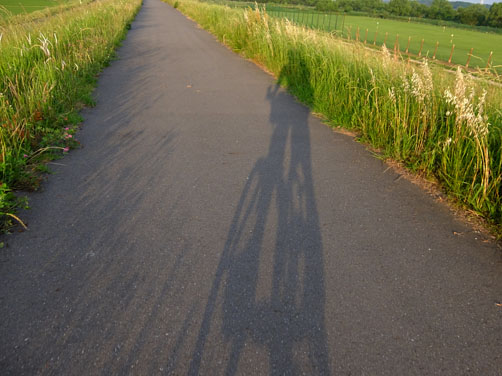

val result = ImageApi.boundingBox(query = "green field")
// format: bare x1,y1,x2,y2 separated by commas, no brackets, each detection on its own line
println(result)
0,0,72,15
210,1,501,70
264,8,502,69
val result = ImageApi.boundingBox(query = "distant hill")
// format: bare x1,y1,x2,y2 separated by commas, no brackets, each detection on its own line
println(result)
449,1,491,8
415,0,493,7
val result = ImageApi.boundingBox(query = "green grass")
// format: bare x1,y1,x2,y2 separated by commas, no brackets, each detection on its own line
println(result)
267,9,502,69
0,0,73,16
0,0,142,230
169,0,502,234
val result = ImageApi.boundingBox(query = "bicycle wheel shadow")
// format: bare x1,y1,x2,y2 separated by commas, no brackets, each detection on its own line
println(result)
190,49,331,375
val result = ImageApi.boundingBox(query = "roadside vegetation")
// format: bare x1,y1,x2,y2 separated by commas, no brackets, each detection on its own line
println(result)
0,0,142,230
206,1,502,70
168,0,502,233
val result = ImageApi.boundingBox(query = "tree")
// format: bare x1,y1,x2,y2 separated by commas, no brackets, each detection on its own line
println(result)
335,0,355,12
487,2,502,28
388,0,412,16
457,4,488,26
409,0,428,17
428,0,455,20
316,0,337,11
359,0,385,13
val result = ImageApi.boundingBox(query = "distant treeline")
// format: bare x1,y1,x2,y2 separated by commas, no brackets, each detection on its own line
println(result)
255,0,502,28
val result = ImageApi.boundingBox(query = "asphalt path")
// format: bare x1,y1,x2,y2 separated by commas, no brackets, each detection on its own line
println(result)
1,0,502,374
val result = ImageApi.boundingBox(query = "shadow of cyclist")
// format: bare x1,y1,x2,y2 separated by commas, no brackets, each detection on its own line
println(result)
190,48,330,375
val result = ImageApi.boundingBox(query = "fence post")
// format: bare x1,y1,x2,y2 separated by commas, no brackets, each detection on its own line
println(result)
373,30,378,45
448,44,455,64
356,26,360,42
341,13,345,36
327,13,332,30
418,38,424,57
465,47,473,68
364,28,368,44
433,41,439,60
394,34,399,55
486,51,493,69
405,36,411,54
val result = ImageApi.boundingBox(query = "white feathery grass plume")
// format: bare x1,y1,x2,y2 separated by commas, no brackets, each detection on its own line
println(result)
388,87,396,104
411,70,425,103
421,60,433,95
381,44,391,68
402,72,410,93
37,32,51,57
444,67,489,139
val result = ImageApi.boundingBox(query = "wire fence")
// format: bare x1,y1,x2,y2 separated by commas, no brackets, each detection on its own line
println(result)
265,8,498,72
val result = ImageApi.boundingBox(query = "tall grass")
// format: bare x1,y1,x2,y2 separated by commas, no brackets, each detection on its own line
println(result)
168,0,502,230
0,0,142,229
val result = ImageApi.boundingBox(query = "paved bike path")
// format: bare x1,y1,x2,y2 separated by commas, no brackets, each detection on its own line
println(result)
1,0,501,374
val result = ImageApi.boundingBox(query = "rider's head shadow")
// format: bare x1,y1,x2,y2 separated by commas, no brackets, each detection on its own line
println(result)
267,48,315,112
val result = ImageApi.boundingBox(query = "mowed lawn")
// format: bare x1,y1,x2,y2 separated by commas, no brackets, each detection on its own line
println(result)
265,7,502,69
0,0,70,15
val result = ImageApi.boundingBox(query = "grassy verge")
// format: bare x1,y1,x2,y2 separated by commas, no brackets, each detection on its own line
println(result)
167,0,502,234
200,1,502,70
0,0,142,230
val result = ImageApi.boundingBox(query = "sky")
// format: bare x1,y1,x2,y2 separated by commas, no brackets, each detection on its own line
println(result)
477,0,497,4
436,0,498,4
457,0,497,3
449,0,496,4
